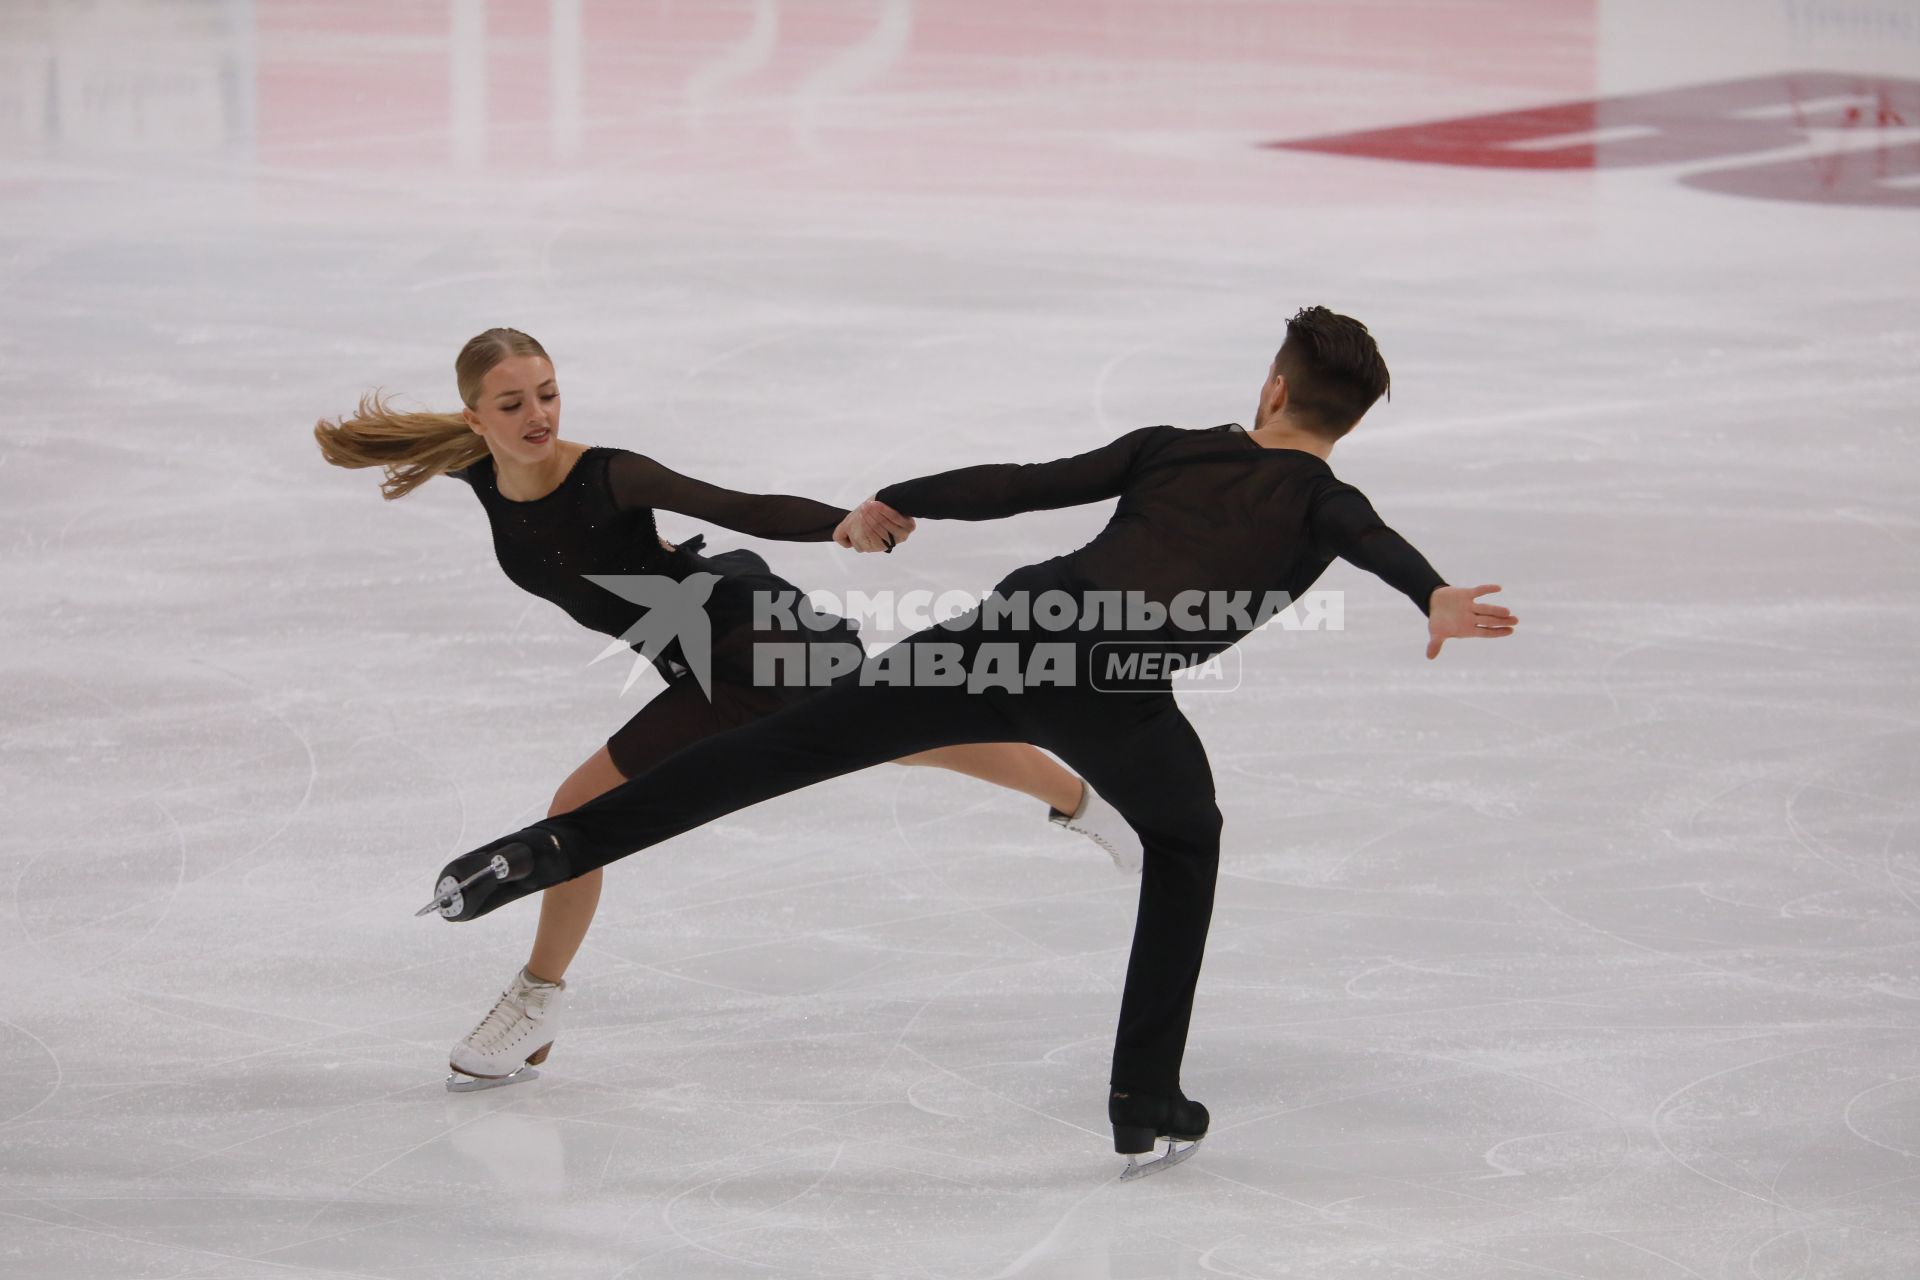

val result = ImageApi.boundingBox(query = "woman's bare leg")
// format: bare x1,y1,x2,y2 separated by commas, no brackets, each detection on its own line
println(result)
894,742,1084,815
526,745,625,983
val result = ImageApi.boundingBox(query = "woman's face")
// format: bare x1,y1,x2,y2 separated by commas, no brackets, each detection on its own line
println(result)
466,354,562,464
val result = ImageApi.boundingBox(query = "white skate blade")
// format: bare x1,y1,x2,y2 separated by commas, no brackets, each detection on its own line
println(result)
1117,1137,1200,1181
445,1065,540,1093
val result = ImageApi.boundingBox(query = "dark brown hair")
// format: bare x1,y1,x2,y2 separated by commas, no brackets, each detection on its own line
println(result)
1274,306,1390,440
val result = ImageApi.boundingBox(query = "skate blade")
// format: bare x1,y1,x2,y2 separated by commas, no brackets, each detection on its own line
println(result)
445,1065,540,1093
1118,1137,1200,1181
416,875,464,919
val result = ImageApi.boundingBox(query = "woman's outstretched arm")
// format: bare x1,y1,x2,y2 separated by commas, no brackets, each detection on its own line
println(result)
606,450,849,541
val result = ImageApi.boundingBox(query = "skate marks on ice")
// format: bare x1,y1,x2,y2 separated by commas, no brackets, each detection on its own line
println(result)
2,653,320,974
0,1015,64,1131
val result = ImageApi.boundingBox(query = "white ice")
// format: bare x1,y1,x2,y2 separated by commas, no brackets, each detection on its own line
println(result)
2,1,1917,1277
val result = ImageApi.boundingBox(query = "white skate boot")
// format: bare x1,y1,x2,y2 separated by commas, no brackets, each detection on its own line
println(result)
1049,782,1143,874
446,966,565,1093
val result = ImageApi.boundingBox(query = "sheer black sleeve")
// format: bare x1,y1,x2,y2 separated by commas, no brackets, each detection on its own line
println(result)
873,425,1167,520
606,451,848,542
1310,481,1447,615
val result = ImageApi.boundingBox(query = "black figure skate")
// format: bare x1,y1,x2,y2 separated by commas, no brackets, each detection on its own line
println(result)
414,828,565,922
1110,1089,1209,1180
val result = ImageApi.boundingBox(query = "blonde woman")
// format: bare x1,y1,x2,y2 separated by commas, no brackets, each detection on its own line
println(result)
314,328,1136,1089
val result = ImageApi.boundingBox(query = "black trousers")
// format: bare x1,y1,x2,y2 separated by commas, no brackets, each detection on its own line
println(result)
537,607,1224,1096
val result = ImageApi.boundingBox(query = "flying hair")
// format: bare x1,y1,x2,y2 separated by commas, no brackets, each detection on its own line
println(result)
313,327,551,499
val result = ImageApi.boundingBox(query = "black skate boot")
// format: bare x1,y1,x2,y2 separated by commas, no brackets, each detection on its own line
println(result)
414,828,568,922
1109,1088,1209,1180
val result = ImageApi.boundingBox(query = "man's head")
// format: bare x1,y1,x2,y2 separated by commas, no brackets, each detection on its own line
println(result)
1254,306,1391,441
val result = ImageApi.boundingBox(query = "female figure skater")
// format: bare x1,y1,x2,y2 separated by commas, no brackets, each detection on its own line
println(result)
313,327,1138,1089
419,307,1520,1175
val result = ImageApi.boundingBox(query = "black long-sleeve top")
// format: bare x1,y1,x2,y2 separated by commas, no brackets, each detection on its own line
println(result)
874,424,1445,649
450,445,848,677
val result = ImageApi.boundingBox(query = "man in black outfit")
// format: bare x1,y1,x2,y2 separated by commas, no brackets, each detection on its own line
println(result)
422,307,1520,1166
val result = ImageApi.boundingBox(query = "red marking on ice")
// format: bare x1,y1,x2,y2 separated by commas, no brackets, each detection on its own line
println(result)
1267,72,1920,207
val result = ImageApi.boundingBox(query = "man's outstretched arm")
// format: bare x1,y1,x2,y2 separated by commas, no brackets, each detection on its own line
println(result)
875,425,1167,521
1309,481,1518,659
833,424,1168,553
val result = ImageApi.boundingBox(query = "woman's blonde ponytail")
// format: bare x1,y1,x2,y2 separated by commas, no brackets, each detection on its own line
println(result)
313,395,487,500
313,327,553,500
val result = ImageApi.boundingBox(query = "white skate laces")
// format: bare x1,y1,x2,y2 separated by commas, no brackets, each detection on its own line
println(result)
1049,783,1144,874
446,967,565,1092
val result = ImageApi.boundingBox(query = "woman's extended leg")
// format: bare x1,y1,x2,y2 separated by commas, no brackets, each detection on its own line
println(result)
893,741,1082,814
892,742,1139,870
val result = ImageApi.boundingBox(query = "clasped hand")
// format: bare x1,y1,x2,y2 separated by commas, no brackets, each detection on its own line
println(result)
834,498,916,554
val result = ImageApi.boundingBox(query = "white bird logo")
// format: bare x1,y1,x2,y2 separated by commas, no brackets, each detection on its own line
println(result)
582,572,725,698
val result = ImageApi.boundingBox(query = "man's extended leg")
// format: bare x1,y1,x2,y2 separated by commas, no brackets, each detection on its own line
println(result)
531,670,1025,883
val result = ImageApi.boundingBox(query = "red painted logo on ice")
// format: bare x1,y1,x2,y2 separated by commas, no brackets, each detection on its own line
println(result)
1268,72,1920,207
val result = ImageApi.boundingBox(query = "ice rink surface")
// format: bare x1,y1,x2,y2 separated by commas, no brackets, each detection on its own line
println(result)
2,1,1918,1276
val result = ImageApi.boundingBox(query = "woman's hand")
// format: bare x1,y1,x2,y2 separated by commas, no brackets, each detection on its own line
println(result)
1426,584,1518,659
834,498,916,553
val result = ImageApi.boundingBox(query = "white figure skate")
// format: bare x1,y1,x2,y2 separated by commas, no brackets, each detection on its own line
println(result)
446,966,565,1093
1049,783,1143,874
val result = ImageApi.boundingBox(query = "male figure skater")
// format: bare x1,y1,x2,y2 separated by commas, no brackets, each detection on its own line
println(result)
418,306,1520,1175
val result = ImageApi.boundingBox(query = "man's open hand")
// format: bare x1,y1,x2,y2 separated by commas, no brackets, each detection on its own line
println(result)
1426,584,1518,659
